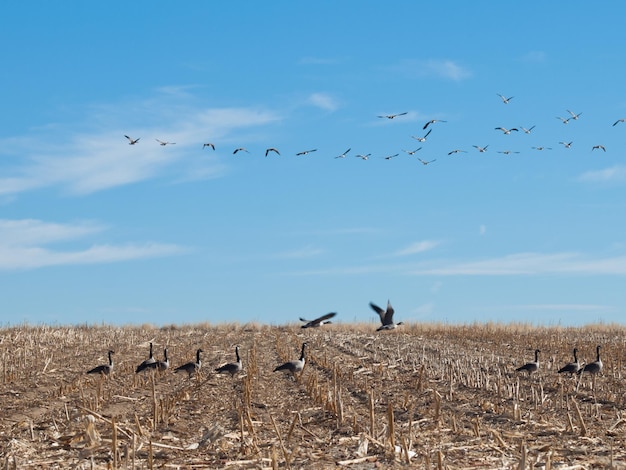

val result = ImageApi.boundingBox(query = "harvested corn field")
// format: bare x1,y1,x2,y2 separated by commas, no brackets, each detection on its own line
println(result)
0,322,625,469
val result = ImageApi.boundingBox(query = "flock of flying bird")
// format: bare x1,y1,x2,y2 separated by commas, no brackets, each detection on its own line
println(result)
86,300,605,382
121,93,625,165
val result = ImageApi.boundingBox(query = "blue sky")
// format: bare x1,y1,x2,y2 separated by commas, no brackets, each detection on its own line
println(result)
2,2,626,326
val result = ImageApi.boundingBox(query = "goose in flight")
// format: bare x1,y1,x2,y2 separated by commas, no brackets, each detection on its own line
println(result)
383,153,399,160
495,127,518,134
578,345,603,376
403,148,422,155
556,116,571,124
124,135,140,145
355,153,371,160
215,346,243,377
412,129,432,142
423,119,447,130
335,148,351,159
233,147,249,154
497,150,520,155
418,158,436,165
447,149,467,155
156,139,176,146
567,109,582,120
296,149,317,156
378,112,408,119
515,349,540,375
559,141,573,148
265,148,280,157
300,312,336,328
612,118,625,126
175,348,203,378
520,125,535,134
497,94,514,104
203,143,216,150
473,145,489,153
87,350,114,376
592,145,606,152
532,146,552,151
558,348,581,375
274,342,307,378
370,300,403,331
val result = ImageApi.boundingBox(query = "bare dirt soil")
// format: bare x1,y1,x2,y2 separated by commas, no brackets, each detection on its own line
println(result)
0,322,625,469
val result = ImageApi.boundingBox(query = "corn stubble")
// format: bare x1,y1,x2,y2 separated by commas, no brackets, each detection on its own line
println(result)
0,321,624,468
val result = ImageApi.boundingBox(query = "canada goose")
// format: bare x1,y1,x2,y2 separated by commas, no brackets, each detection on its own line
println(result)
515,349,540,375
578,345,603,376
612,118,625,126
215,346,243,377
423,119,447,130
412,129,432,142
497,94,514,104
497,150,520,155
559,141,573,148
203,143,216,150
558,348,581,375
370,300,403,331
87,350,114,376
383,153,399,160
418,158,436,166
135,342,157,373
233,147,249,154
495,127,519,134
592,145,606,152
403,148,422,155
156,139,176,146
274,342,307,377
378,112,408,119
473,145,489,153
355,154,371,160
556,116,571,124
154,347,170,372
265,148,280,157
124,135,140,145
335,148,351,159
567,110,582,120
300,312,336,328
520,125,535,134
532,146,552,151
447,149,466,155
296,149,317,156
175,348,203,378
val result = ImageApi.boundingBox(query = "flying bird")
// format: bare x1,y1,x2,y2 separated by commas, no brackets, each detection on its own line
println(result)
418,158,436,165
520,125,535,134
612,118,625,126
203,143,216,150
355,154,371,160
473,145,489,153
497,150,520,155
556,116,571,124
447,149,467,155
370,300,403,331
383,153,399,160
403,148,422,155
495,127,519,134
423,119,447,130
532,146,552,151
412,129,432,142
233,147,249,154
335,148,351,159
592,145,606,152
566,109,582,120
265,148,280,157
300,312,336,328
559,141,573,148
296,149,317,156
124,135,140,145
156,139,176,146
378,112,408,119
497,94,514,104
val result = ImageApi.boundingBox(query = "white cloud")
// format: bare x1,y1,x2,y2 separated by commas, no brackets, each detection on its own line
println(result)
392,240,440,257
578,165,626,184
0,218,185,270
307,92,340,112
272,245,325,259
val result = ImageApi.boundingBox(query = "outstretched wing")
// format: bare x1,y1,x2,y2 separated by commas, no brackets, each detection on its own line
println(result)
369,302,386,324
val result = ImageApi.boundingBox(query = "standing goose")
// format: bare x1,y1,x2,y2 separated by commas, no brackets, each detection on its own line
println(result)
300,312,336,328
578,345,603,376
135,342,156,373
146,347,170,372
274,342,307,377
516,349,540,375
87,350,114,376
215,346,243,377
175,348,203,378
370,300,403,331
558,348,581,375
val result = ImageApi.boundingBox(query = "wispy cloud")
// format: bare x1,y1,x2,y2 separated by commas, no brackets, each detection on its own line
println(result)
390,59,472,81
271,245,325,259
391,240,440,257
307,92,340,112
0,218,185,270
0,94,282,197
578,165,626,184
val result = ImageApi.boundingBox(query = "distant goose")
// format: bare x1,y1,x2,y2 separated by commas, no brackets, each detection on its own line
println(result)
473,145,489,153
497,150,520,155
335,148,351,159
403,148,422,155
558,348,581,375
592,145,606,152
124,135,140,145
383,153,399,160
274,342,307,377
520,125,535,134
233,147,249,154
156,139,176,146
87,350,114,376
532,146,552,151
423,119,447,130
567,109,582,120
447,149,467,155
203,143,216,150
296,149,317,156
355,153,371,160
412,129,432,142
515,349,540,375
370,300,403,331
497,94,514,104
612,118,625,126
378,112,408,119
556,116,571,124
578,345,603,376
175,348,203,378
418,158,436,166
265,147,280,157
559,141,573,148
153,347,170,372
300,312,336,328
495,127,518,134
135,342,157,373
215,346,243,377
